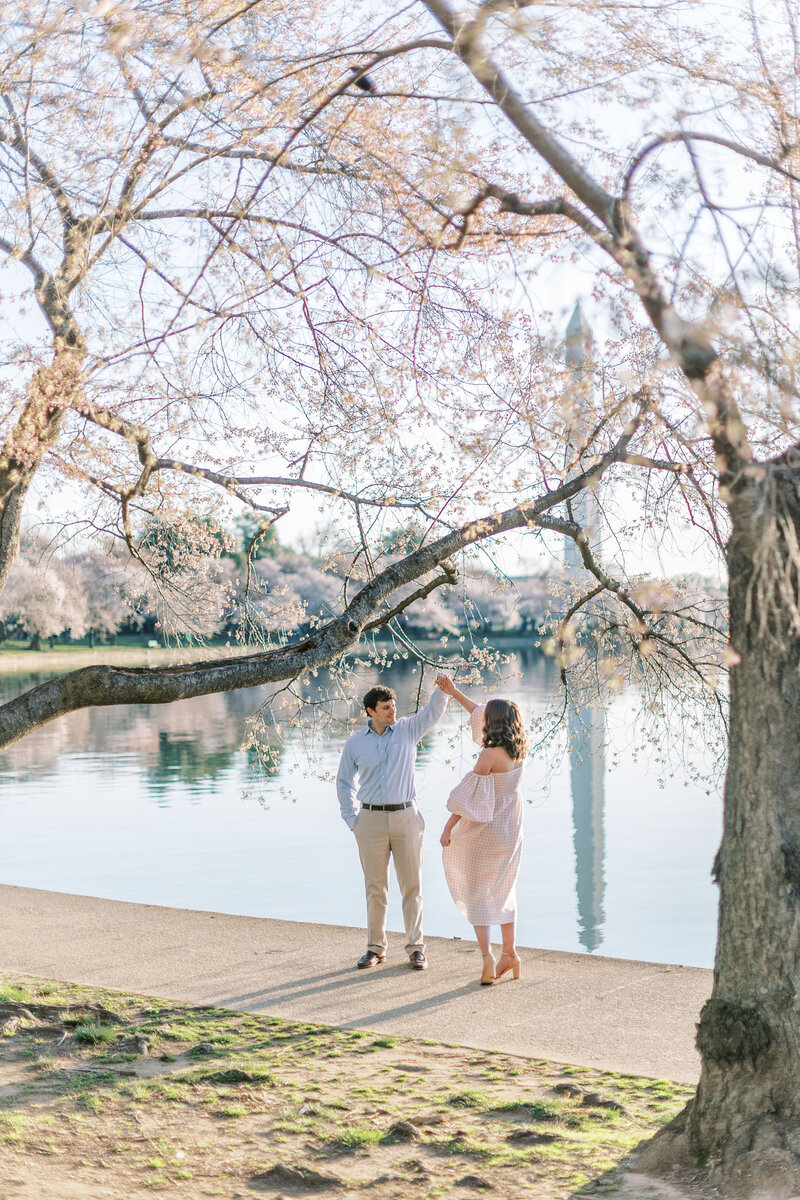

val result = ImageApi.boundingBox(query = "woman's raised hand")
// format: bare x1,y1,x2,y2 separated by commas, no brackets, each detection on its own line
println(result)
436,672,456,695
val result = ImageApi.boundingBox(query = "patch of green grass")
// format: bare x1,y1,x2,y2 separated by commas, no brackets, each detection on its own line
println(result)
0,984,30,1003
119,1080,160,1102
150,1025,182,1040
447,1089,491,1109
369,1036,398,1049
176,1067,275,1087
644,1079,680,1100
327,1123,384,1151
437,1134,496,1158
273,1119,304,1134
567,1123,639,1154
568,1110,619,1130
0,1113,26,1143
297,1101,339,1118
64,1069,118,1094
73,1022,118,1046
26,1055,57,1074
491,1098,560,1121
349,1085,385,1101
216,1106,248,1118
143,1172,171,1187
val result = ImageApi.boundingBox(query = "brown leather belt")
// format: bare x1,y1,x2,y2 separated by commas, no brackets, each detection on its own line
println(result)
360,801,414,812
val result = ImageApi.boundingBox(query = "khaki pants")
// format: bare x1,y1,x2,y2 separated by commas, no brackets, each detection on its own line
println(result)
353,805,425,956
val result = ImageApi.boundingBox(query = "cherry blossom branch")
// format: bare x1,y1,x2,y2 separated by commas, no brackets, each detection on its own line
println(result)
363,559,459,632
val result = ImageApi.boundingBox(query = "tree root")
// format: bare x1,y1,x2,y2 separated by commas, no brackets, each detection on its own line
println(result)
633,1104,800,1199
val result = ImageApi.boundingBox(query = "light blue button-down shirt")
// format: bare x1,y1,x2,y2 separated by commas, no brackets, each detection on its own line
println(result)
336,689,449,829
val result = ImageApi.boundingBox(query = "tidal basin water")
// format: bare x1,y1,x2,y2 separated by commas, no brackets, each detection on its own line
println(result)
0,651,722,967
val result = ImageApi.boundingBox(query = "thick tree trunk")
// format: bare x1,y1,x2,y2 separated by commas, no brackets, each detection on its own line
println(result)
637,472,800,1197
0,484,28,599
0,347,82,597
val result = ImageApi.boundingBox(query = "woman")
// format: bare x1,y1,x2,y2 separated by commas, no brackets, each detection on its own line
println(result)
437,677,527,985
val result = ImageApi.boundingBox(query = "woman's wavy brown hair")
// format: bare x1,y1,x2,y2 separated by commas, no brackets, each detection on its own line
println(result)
482,699,528,761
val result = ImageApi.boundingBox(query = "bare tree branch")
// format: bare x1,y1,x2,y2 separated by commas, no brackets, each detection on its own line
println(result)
622,129,800,200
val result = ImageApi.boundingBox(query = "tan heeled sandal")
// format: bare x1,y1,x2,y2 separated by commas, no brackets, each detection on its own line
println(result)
494,952,521,981
480,953,496,986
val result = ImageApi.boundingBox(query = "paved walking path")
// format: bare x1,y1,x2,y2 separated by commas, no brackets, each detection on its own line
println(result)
0,884,711,1084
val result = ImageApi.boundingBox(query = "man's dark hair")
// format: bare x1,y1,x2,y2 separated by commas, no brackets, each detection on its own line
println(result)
363,685,396,713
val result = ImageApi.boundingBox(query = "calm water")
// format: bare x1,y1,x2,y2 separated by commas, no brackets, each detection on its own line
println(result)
0,653,722,967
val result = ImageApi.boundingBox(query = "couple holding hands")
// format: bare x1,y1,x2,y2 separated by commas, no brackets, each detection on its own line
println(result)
336,672,527,986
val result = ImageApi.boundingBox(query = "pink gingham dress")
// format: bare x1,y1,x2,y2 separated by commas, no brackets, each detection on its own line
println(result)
443,705,524,926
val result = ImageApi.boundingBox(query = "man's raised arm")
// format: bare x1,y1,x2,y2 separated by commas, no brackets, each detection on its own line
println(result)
405,676,451,742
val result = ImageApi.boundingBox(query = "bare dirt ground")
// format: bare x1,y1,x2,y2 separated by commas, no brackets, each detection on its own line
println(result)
0,975,710,1200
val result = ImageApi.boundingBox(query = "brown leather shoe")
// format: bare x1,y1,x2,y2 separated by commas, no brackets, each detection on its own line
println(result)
356,950,386,969
409,950,428,970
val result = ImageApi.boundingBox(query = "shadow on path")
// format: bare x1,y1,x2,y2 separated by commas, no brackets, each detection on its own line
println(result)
217,962,481,1027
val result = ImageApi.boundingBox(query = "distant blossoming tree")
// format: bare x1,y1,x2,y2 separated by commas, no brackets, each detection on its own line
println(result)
0,545,89,647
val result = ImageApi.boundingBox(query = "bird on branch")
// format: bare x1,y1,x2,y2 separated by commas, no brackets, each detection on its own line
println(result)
348,66,377,93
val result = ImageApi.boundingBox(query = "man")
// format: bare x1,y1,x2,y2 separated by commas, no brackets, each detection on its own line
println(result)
336,674,451,970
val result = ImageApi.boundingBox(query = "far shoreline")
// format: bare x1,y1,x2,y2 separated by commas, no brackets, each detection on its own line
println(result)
0,633,541,675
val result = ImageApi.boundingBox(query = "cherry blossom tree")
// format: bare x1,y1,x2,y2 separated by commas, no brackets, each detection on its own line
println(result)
0,556,83,648
0,3,799,1188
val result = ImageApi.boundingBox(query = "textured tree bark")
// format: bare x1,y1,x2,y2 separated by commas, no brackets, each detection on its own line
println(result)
0,346,81,594
0,483,28,598
637,468,800,1197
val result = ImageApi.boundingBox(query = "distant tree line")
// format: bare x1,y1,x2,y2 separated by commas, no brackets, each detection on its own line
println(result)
0,524,723,654
0,524,574,650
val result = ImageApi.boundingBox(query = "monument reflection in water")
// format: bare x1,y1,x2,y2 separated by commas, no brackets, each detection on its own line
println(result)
564,302,606,953
568,702,605,951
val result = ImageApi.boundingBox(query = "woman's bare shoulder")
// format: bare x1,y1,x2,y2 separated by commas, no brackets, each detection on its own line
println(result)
474,745,517,774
